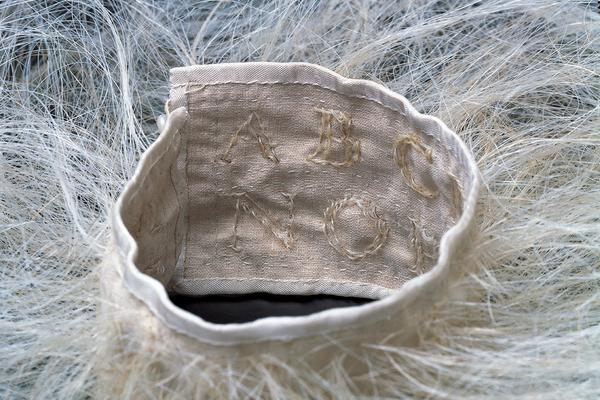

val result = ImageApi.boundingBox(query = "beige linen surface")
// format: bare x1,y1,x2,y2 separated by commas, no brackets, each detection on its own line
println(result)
121,65,471,300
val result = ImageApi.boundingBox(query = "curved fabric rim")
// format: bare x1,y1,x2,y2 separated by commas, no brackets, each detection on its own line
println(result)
112,62,481,346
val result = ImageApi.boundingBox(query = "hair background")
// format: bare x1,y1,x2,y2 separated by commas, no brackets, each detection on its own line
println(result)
1,0,599,398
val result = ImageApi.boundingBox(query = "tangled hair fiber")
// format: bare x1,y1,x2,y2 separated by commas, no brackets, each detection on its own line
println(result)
1,0,599,398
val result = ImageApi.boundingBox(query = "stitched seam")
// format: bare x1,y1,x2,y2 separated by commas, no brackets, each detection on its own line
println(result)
182,87,193,288
176,277,396,289
180,81,407,117
182,258,406,282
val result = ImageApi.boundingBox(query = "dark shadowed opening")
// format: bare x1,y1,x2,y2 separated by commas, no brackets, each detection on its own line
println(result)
169,293,373,324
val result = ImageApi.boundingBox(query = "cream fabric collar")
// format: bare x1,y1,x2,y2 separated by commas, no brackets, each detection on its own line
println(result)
111,62,480,345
